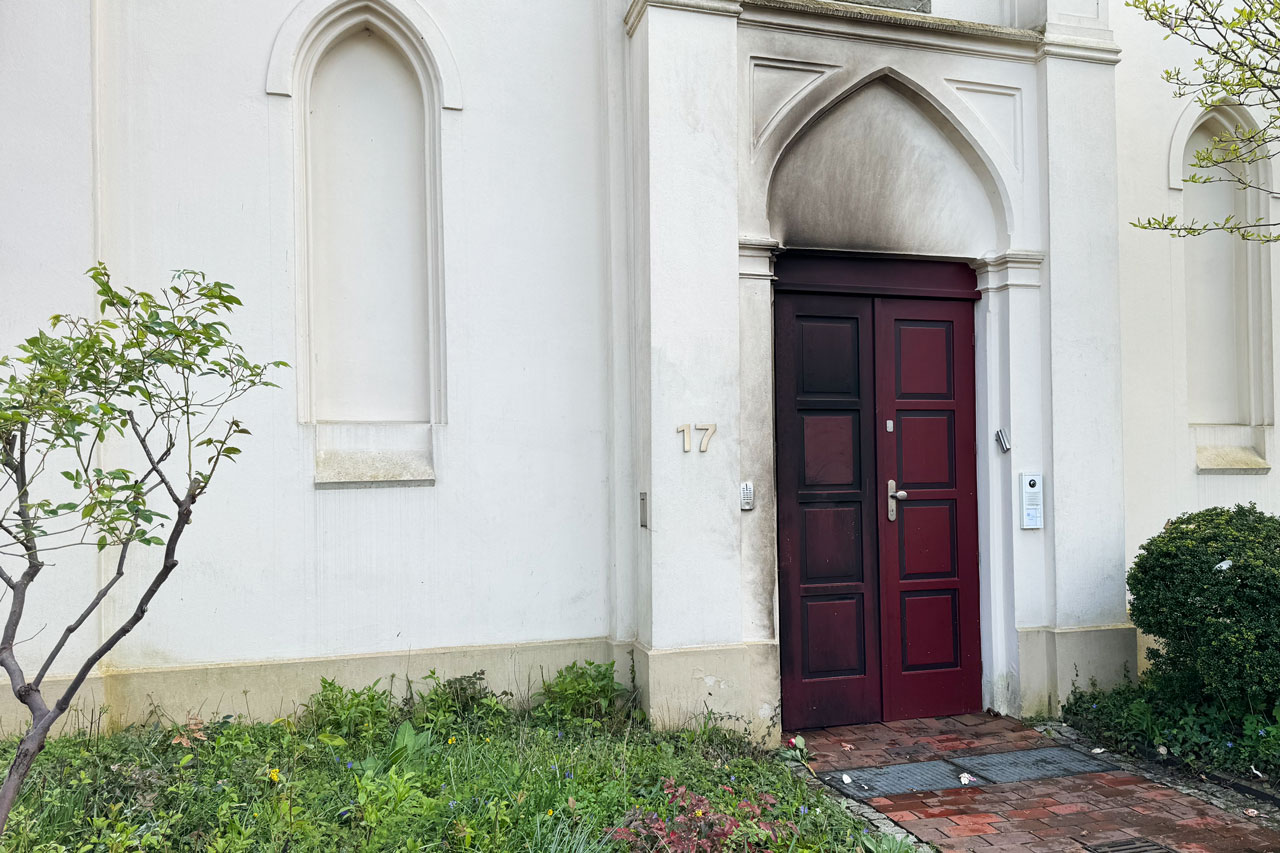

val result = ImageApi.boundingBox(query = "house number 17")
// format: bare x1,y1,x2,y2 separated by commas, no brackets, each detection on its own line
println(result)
677,423,717,452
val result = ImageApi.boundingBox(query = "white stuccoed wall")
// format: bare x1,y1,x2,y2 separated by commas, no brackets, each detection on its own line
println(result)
1043,0,1129,631
0,1,104,688
0,0,1171,727
632,5,742,653
1115,0,1280,564
0,1,630,717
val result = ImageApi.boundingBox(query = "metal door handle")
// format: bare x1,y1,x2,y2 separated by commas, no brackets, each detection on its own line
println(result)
887,479,909,521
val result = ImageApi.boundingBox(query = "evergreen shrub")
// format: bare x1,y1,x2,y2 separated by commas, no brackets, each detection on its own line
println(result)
1128,503,1280,709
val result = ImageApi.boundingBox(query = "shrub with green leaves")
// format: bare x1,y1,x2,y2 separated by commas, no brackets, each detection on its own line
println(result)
533,661,638,731
1128,503,1280,710
410,670,510,731
301,678,397,745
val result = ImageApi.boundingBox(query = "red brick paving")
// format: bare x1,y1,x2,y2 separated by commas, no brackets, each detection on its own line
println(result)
871,771,1280,851
789,715,1280,852
797,712,1051,773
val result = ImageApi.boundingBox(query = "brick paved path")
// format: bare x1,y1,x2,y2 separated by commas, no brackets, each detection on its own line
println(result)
805,714,1051,773
797,715,1280,852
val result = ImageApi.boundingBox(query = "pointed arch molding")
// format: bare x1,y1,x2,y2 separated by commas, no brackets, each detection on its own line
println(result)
266,0,463,109
762,66,1016,255
1167,100,1271,191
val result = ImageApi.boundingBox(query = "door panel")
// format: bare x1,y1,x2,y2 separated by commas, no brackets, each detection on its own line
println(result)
775,294,880,729
775,278,981,729
875,298,981,720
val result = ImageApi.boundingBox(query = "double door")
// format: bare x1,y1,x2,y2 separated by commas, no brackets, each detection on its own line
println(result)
775,288,980,729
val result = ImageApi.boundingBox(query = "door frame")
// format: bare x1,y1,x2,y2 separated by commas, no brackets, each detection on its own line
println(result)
772,250,983,727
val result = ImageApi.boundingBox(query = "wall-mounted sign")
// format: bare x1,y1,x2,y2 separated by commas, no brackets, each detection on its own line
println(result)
676,423,717,452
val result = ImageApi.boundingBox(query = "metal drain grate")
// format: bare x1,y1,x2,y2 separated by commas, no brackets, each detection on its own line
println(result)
950,746,1116,783
821,760,991,799
1083,840,1175,853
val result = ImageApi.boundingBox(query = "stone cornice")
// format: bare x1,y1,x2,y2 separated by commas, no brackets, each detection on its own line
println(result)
741,0,1042,44
625,0,743,37
1038,31,1122,65
739,237,780,281
971,251,1045,292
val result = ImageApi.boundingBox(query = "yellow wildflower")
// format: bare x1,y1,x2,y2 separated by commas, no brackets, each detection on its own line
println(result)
547,809,554,816
268,768,281,783
448,737,456,745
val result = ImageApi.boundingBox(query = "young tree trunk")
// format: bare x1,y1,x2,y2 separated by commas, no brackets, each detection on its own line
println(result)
0,499,191,836
0,715,55,832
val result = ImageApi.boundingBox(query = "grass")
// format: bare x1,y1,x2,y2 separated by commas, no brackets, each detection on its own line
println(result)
0,666,908,852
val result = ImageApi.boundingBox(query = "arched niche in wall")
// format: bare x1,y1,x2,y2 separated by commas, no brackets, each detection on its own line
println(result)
308,29,432,423
767,73,1008,258
1174,107,1273,471
267,0,461,486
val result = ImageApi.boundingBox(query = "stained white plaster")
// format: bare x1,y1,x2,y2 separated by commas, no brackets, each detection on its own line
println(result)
738,9,1057,713
0,0,1181,724
631,4,744,651
768,79,1001,255
55,0,620,674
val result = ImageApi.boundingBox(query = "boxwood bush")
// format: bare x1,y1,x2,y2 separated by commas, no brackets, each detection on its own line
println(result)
1128,503,1280,710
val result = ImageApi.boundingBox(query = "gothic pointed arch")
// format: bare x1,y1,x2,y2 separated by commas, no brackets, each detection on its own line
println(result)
766,69,1011,257
269,0,453,429
1174,105,1274,431
266,0,462,108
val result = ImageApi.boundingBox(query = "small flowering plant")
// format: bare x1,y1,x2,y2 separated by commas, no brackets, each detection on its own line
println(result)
778,734,815,777
609,778,798,853
779,735,809,764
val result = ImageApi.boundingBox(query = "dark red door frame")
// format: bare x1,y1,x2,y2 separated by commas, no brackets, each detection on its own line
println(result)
774,251,982,301
774,253,982,729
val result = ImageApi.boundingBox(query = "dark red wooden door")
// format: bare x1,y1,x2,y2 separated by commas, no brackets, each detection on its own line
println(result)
874,298,980,721
775,269,980,729
775,293,881,729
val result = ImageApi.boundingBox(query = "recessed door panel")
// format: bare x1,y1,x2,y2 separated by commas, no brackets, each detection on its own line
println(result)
803,415,858,486
801,320,859,397
804,596,866,677
900,591,960,670
895,321,953,399
803,507,863,583
900,502,958,580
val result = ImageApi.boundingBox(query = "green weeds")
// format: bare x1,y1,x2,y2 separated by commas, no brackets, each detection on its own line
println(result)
1064,678,1280,780
0,666,888,851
